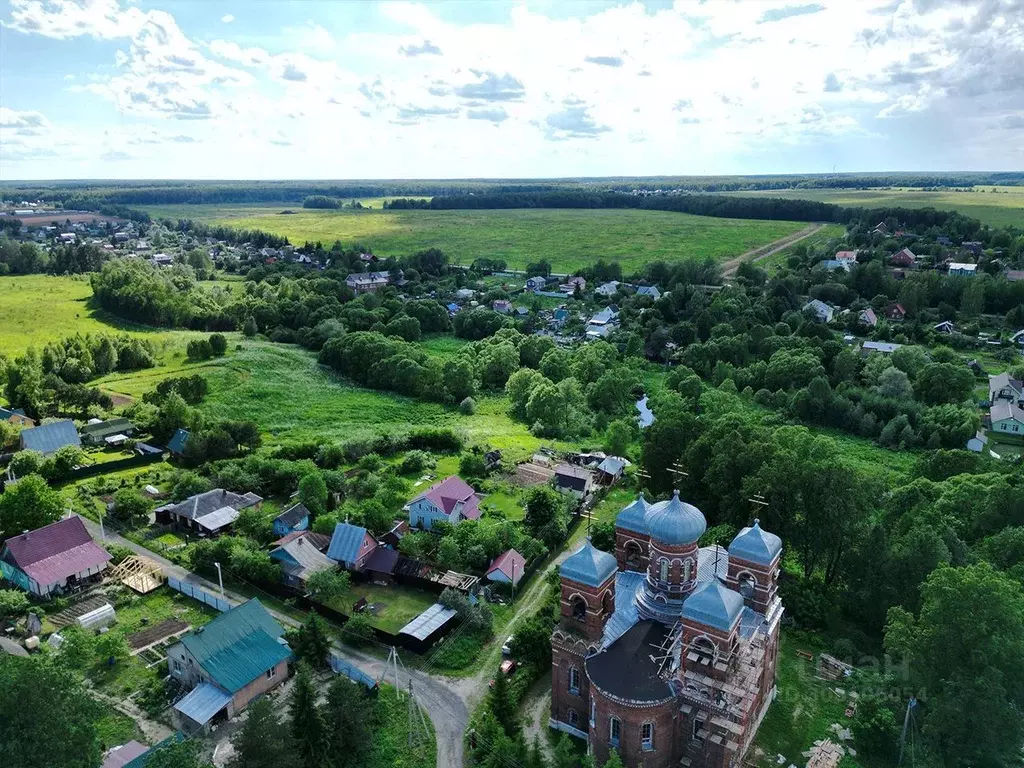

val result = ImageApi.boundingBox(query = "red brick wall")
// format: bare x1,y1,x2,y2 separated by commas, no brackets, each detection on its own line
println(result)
590,685,679,768
615,529,650,572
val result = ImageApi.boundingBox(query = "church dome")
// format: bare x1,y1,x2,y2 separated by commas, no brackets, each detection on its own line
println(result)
561,539,617,588
682,580,744,632
643,490,706,547
615,493,650,534
728,519,782,565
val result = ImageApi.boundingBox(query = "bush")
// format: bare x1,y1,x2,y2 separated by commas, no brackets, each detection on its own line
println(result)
343,614,375,645
209,333,227,356
459,396,477,415
186,338,214,361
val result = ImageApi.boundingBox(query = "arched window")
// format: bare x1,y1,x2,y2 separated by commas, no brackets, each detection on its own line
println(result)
624,541,643,568
739,572,757,599
609,716,621,747
658,558,669,583
571,595,587,621
602,590,614,615
590,696,596,727
568,667,580,695
641,722,654,751
692,636,716,664
683,558,692,582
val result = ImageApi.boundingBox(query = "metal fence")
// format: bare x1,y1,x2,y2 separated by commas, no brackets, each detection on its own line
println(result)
167,575,233,612
328,654,378,690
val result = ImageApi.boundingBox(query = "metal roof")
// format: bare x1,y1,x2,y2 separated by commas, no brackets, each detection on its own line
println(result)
327,522,370,563
81,417,135,439
271,536,333,579
1,517,110,587
615,493,650,533
20,420,80,455
177,599,290,693
172,682,232,725
560,539,616,588
167,428,190,454
274,503,310,528
194,506,240,532
101,741,149,768
399,603,457,641
728,519,782,565
643,490,706,546
681,580,744,632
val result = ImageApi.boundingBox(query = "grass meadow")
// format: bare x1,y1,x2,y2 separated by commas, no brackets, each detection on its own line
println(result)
140,204,805,274
726,185,1024,228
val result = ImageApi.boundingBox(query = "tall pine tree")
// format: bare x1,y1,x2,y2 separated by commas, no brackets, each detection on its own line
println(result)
323,676,372,768
487,665,519,737
290,662,329,768
227,696,296,768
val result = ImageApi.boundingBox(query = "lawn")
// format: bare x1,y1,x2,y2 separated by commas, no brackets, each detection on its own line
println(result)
139,204,806,274
0,274,209,359
333,583,439,634
759,224,847,272
726,186,1024,228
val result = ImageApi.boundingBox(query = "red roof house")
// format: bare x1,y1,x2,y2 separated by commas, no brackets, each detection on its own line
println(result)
835,250,858,263
890,248,916,267
408,475,482,530
486,549,526,586
0,517,110,597
884,302,907,321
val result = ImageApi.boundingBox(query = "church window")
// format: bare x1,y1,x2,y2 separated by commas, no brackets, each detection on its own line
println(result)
609,717,621,747
683,558,692,581
569,667,580,695
658,558,669,583
641,722,654,751
571,596,587,621
568,709,579,726
739,572,756,598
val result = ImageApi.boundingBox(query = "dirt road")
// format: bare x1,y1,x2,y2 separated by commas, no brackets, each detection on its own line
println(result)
720,223,826,277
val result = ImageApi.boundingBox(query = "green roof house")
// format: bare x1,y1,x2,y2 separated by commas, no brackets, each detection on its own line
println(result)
80,417,136,446
168,599,291,732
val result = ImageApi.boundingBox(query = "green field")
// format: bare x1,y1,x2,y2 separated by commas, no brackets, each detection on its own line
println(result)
140,204,805,273
759,224,847,272
726,186,1024,227
0,274,208,358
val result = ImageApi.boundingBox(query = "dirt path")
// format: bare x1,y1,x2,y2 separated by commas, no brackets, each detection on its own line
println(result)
720,223,826,277
519,674,554,758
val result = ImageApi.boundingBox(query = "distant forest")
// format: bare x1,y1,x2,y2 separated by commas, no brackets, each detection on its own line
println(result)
2,171,1022,208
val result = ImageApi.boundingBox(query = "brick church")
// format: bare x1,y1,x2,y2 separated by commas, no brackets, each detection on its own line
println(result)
550,491,784,767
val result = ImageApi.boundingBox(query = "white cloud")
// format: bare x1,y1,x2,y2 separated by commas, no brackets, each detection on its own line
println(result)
3,0,1022,175
221,14,234,24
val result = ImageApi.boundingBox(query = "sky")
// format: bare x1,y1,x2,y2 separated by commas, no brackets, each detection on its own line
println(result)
0,0,1022,180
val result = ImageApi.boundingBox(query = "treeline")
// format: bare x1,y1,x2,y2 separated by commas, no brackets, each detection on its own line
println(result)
4,172,1021,207
162,217,290,248
0,237,110,276
426,189,983,231
302,195,342,209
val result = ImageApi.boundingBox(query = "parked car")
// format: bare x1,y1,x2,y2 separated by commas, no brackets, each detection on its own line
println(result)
489,659,517,688
501,634,515,656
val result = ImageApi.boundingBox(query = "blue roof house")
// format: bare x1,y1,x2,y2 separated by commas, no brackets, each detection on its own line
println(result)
272,503,310,537
167,599,291,733
327,522,378,571
19,420,80,456
167,428,190,456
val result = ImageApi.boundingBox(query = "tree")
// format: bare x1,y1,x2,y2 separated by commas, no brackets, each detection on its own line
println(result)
0,473,63,540
884,564,1024,766
604,419,636,458
298,471,329,516
551,735,576,768
509,614,553,668
915,362,974,405
0,656,103,768
243,316,258,337
209,333,228,356
875,366,914,400
112,488,151,527
524,486,568,547
290,662,330,768
460,453,487,478
0,589,29,620
228,695,297,768
442,358,476,403
505,368,546,421
186,338,214,361
488,660,519,736
538,348,571,383
459,396,477,415
324,676,372,767
7,450,43,478
292,612,333,670
306,568,350,606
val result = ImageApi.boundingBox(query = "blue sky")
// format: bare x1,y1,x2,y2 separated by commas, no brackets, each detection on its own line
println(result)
1,0,1021,180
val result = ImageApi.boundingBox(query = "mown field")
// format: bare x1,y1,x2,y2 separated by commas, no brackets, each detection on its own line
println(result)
726,186,1024,227
0,274,207,357
139,204,806,274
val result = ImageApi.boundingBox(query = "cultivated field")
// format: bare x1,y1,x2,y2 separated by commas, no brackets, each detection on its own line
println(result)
725,186,1024,227
140,204,806,273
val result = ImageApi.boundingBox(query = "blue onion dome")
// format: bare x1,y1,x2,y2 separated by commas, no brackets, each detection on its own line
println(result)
728,519,782,565
561,539,617,588
643,490,706,546
615,493,650,534
682,580,744,631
